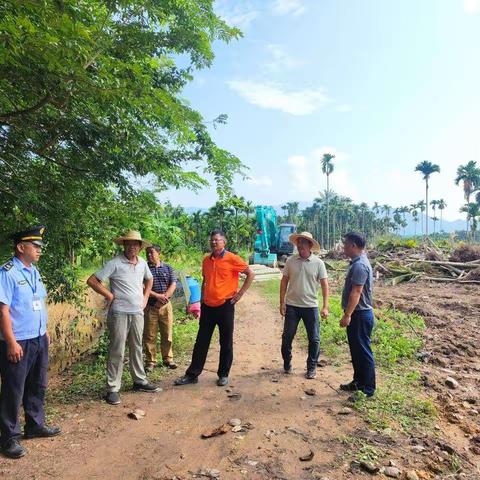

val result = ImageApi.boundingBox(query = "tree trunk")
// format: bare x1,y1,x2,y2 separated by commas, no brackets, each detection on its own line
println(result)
425,179,429,237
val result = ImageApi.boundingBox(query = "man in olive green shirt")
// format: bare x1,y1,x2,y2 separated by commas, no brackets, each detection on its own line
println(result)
279,232,329,379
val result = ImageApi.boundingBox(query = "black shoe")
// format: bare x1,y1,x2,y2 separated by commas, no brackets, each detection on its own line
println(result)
105,391,121,405
164,361,178,370
174,375,198,386
1,438,26,459
284,366,293,374
217,376,229,387
340,381,358,392
133,382,162,393
305,370,317,379
24,425,61,439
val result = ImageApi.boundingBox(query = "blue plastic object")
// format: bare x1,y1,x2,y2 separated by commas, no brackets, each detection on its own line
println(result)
186,276,201,304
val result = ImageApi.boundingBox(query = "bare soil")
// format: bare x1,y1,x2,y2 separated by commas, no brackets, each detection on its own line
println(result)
1,284,479,479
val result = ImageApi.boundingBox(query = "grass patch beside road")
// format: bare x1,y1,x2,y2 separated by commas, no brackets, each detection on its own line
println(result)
48,306,199,406
254,278,436,433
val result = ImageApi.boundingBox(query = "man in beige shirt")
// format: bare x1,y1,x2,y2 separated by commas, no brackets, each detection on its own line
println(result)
279,232,329,379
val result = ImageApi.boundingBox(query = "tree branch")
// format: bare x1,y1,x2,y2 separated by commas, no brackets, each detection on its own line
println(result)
0,93,52,121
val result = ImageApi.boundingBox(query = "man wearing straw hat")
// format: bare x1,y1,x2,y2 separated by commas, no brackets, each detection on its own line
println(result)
87,230,160,405
279,232,329,379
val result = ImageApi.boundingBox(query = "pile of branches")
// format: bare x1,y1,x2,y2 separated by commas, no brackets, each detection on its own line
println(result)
371,241,480,285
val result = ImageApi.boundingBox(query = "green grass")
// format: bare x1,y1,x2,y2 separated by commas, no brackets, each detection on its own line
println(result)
48,305,200,405
255,278,436,433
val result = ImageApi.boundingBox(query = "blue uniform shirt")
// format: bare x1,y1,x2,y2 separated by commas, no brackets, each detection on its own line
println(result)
0,256,48,341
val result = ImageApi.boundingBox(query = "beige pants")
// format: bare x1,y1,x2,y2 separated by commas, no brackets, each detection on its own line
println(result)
143,303,174,364
107,312,147,393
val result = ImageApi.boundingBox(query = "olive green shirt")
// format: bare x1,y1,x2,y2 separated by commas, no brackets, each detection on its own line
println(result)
283,254,328,308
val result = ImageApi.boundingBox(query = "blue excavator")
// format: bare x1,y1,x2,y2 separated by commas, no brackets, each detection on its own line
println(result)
252,205,297,267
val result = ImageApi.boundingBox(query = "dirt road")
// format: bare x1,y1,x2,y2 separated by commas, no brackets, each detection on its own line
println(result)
2,288,364,480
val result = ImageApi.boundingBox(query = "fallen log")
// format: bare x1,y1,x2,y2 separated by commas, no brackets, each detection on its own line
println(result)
422,276,480,284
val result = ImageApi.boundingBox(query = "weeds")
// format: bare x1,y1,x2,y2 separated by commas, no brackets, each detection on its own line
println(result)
255,278,436,433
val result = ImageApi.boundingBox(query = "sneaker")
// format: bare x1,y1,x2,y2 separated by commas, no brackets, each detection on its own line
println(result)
132,382,161,393
340,381,358,392
284,365,293,374
105,392,121,405
24,425,61,439
145,363,155,373
1,438,26,459
217,376,229,387
305,370,317,380
164,361,178,370
174,375,198,386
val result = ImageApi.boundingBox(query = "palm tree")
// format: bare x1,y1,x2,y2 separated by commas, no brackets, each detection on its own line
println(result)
321,153,335,249
415,161,440,237
430,200,439,234
460,202,480,242
416,200,426,235
455,161,480,233
411,207,419,236
437,199,446,232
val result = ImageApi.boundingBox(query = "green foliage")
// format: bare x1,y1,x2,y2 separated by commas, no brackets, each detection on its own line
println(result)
0,0,245,299
256,277,434,433
48,304,200,404
376,237,419,251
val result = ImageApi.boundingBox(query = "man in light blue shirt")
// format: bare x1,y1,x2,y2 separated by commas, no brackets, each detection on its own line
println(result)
0,226,60,459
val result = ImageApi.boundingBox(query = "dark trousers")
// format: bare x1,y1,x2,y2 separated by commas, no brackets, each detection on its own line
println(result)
281,305,320,371
0,334,48,444
186,301,235,378
347,309,376,396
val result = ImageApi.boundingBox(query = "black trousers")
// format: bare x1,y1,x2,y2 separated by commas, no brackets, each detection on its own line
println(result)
186,300,235,378
0,334,48,444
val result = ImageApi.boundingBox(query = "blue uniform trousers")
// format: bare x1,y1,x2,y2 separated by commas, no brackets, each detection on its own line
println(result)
346,309,376,396
281,305,320,371
0,334,48,443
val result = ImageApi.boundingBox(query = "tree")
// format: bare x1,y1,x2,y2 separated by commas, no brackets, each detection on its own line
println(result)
455,161,480,233
321,153,335,249
460,203,480,242
0,0,243,299
437,199,446,232
416,200,426,236
415,161,440,237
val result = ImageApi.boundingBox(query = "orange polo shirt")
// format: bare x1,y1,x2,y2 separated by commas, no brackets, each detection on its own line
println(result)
202,251,248,307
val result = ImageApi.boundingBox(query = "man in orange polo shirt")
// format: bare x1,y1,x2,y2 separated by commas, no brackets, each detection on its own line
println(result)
174,230,255,387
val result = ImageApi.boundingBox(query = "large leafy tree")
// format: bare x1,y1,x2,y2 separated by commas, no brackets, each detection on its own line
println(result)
415,161,440,237
0,1,244,297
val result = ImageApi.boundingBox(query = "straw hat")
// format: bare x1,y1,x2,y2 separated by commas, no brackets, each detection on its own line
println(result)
289,231,321,253
113,230,151,249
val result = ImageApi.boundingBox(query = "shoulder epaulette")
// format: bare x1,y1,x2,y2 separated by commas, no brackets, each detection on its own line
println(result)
1,261,14,271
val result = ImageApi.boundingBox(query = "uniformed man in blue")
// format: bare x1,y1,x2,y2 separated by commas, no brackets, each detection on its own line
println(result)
0,226,60,459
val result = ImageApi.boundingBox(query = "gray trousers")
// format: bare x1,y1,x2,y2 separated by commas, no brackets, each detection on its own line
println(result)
107,312,147,392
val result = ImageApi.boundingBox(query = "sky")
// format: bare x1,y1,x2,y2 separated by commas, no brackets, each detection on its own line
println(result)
155,0,480,221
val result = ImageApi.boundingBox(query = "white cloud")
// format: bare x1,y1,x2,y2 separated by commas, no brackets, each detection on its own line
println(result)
227,80,329,115
247,175,273,187
335,104,353,113
216,1,259,29
272,0,307,16
286,148,357,201
464,0,480,14
265,44,304,72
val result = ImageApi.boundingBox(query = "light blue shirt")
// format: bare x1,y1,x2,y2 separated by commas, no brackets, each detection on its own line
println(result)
0,256,48,341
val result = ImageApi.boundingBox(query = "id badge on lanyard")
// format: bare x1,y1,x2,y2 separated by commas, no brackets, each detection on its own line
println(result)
32,295,42,311
18,266,42,312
